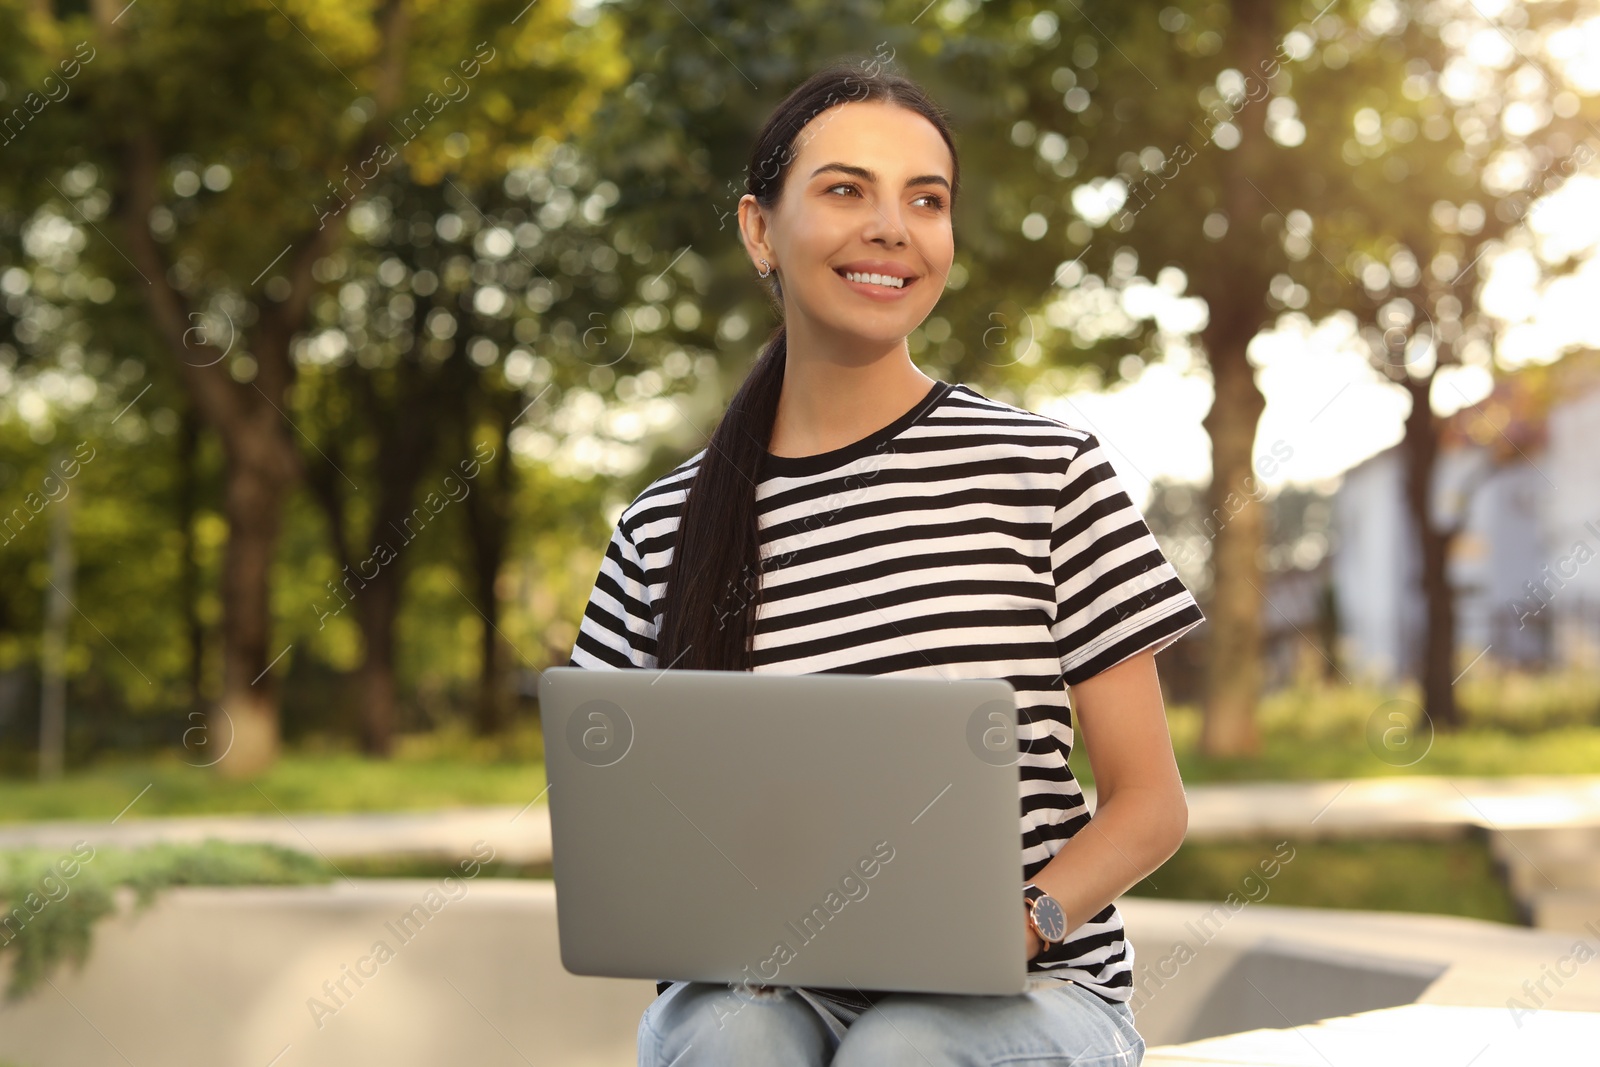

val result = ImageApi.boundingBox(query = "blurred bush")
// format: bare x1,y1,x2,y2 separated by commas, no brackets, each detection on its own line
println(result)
0,840,332,1000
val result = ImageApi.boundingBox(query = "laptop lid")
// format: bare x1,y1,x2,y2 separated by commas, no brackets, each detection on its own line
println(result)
537,666,1029,996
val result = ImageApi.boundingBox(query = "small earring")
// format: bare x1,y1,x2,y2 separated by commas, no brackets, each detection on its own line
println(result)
758,259,772,278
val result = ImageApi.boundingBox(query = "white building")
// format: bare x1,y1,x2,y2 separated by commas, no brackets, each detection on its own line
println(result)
1331,358,1600,684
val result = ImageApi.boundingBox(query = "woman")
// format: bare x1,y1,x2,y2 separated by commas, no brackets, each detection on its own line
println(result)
569,59,1204,1066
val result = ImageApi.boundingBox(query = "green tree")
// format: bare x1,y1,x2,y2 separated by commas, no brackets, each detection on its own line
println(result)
938,0,1596,750
619,0,1278,753
0,0,623,774
966,0,1333,757
1280,0,1600,729
296,113,714,746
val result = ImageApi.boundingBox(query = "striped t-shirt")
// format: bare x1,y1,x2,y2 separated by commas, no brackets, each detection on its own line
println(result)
567,377,1204,1012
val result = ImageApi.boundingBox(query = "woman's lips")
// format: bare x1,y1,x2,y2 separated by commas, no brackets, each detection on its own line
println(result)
834,268,918,300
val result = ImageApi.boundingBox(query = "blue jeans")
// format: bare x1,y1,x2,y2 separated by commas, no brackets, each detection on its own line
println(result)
637,977,1146,1066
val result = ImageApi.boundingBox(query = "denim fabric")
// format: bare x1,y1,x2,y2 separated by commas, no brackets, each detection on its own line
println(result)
637,975,1145,1066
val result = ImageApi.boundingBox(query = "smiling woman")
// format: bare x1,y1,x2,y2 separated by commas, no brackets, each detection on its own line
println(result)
571,57,1199,1067
739,100,957,463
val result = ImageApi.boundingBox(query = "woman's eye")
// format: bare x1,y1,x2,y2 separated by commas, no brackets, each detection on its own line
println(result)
827,184,945,210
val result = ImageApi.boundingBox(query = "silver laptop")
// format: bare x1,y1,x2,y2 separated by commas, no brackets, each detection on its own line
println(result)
537,666,1030,996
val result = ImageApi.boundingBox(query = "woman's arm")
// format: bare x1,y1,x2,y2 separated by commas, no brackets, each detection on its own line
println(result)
1025,647,1188,953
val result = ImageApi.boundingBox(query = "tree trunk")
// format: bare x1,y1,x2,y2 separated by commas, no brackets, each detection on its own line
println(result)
178,408,206,716
1398,374,1461,730
304,356,444,756
463,412,513,737
358,570,402,756
1198,317,1268,757
472,538,505,736
1191,0,1279,758
306,462,429,759
120,135,306,780
38,461,73,780
213,408,297,778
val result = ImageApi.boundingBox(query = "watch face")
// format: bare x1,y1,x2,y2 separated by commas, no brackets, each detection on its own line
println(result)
1032,894,1068,942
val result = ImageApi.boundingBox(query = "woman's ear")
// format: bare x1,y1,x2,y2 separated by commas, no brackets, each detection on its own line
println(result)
738,194,773,271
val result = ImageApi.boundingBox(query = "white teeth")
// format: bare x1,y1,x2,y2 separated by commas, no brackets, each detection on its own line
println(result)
842,271,906,289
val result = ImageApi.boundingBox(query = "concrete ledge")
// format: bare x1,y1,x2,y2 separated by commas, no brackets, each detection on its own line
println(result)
1117,897,1600,1047
1143,1002,1600,1066
0,880,649,1067
3,882,1598,1066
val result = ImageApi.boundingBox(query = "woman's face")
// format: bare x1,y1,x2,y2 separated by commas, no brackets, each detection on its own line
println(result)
740,100,955,349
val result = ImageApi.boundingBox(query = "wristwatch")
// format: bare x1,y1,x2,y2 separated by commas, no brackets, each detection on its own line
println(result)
1023,883,1068,946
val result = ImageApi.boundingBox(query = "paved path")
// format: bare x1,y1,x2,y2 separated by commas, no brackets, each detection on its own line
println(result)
1173,774,1600,839
4,774,1597,857
0,804,553,865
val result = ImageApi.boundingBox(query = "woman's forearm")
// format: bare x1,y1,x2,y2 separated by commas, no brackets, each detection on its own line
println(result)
1025,786,1187,937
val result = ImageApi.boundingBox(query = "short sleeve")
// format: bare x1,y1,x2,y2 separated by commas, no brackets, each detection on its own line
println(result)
568,518,659,670
1050,434,1205,687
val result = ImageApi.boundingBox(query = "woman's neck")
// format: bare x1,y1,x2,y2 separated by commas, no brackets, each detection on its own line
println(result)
766,341,937,460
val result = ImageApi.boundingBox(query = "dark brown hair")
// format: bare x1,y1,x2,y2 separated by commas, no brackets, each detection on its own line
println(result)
654,59,961,672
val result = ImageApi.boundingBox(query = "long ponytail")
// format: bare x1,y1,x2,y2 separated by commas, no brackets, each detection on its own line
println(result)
654,59,959,673
655,326,786,671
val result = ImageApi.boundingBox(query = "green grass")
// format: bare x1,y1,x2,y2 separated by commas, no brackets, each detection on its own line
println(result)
1165,723,1600,784
1125,835,1520,925
0,720,547,824
1071,671,1600,788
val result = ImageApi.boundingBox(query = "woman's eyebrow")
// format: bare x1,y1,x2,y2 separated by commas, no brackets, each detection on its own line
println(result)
809,162,950,191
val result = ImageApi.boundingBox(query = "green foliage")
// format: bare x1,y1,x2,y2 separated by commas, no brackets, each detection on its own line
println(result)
0,0,643,767
1127,836,1520,924
0,397,207,711
0,840,332,1000
1458,669,1600,735
0,846,113,1002
95,840,332,907
332,854,551,880
580,0,1152,392
1246,670,1600,742
0,372,617,765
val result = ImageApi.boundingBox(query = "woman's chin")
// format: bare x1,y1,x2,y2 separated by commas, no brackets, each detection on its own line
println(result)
812,315,930,349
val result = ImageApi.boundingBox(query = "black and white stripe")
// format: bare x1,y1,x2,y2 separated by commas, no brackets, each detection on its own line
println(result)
569,379,1205,1010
